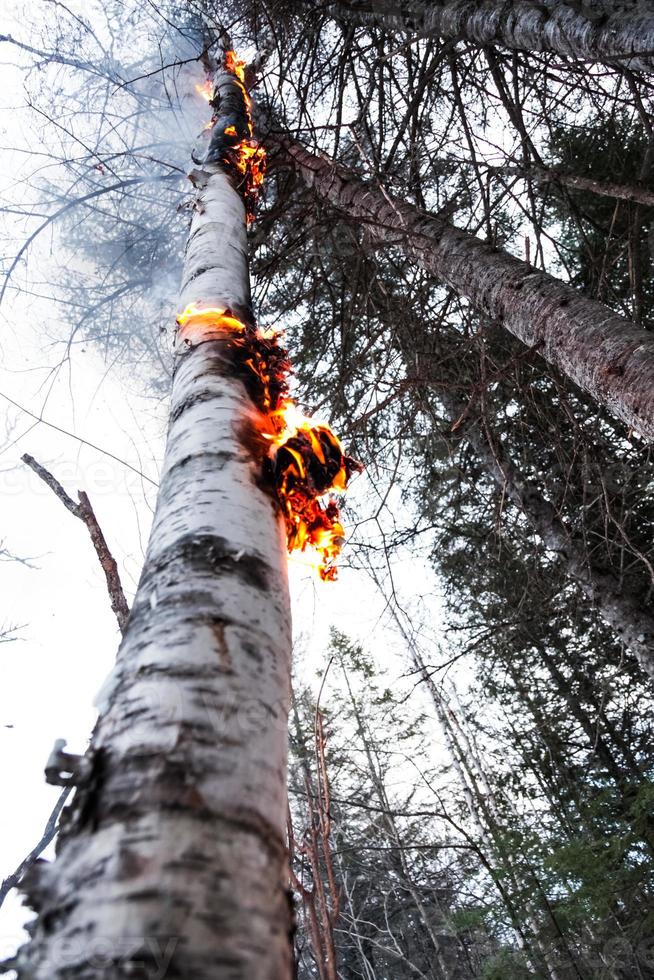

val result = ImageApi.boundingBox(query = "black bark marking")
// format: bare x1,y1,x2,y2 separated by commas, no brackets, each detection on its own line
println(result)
169,391,226,425
96,755,214,825
242,638,264,665
164,450,234,475
119,588,239,637
180,264,228,291
69,747,107,835
147,534,270,592
286,886,298,979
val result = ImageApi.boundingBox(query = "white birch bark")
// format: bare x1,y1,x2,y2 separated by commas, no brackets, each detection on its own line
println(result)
326,0,654,73
12,161,294,979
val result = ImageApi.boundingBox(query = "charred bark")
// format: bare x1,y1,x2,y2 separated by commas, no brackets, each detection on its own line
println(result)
325,0,654,73
12,60,294,980
269,133,654,443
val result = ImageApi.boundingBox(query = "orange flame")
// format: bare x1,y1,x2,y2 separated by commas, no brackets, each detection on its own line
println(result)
225,50,247,83
177,303,247,339
231,140,266,198
185,52,360,579
175,303,359,580
195,51,266,221
264,401,355,579
270,411,352,580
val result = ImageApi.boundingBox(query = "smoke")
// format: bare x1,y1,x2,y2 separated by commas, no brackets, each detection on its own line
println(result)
1,0,253,393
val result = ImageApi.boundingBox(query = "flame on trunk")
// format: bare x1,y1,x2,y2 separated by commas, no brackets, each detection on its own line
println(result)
177,302,360,581
267,405,355,580
197,50,265,221
176,304,247,342
187,51,361,580
225,50,247,83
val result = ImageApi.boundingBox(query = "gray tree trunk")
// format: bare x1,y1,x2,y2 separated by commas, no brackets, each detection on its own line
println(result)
325,0,654,73
269,133,654,442
441,391,654,679
483,162,654,208
11,66,294,980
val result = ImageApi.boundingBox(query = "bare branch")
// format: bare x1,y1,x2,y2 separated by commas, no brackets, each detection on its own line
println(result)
20,454,80,517
0,786,72,911
0,392,158,486
22,454,130,632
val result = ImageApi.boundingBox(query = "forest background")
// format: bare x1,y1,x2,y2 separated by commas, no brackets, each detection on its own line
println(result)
1,1,654,978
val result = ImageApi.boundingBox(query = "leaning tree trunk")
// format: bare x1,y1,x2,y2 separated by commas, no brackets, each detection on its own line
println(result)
11,60,294,980
268,132,654,442
324,0,654,73
483,162,654,209
439,392,654,680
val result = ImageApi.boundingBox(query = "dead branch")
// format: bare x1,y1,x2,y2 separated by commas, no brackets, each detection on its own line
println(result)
0,785,72,911
21,453,130,632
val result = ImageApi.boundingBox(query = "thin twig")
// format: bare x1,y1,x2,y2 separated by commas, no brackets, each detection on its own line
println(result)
22,454,130,632
0,786,72,911
1,392,158,486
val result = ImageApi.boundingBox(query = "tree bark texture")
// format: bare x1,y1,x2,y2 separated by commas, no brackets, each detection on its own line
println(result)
13,84,294,980
326,0,654,72
270,134,654,442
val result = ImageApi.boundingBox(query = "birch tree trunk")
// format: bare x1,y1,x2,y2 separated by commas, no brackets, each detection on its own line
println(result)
12,69,294,980
325,0,654,73
269,133,654,442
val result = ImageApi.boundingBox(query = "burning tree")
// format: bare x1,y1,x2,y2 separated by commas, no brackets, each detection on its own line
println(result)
5,42,357,980
3,1,654,978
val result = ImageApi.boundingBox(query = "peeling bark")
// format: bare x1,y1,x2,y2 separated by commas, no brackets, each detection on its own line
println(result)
326,0,654,73
270,133,654,442
13,69,294,980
